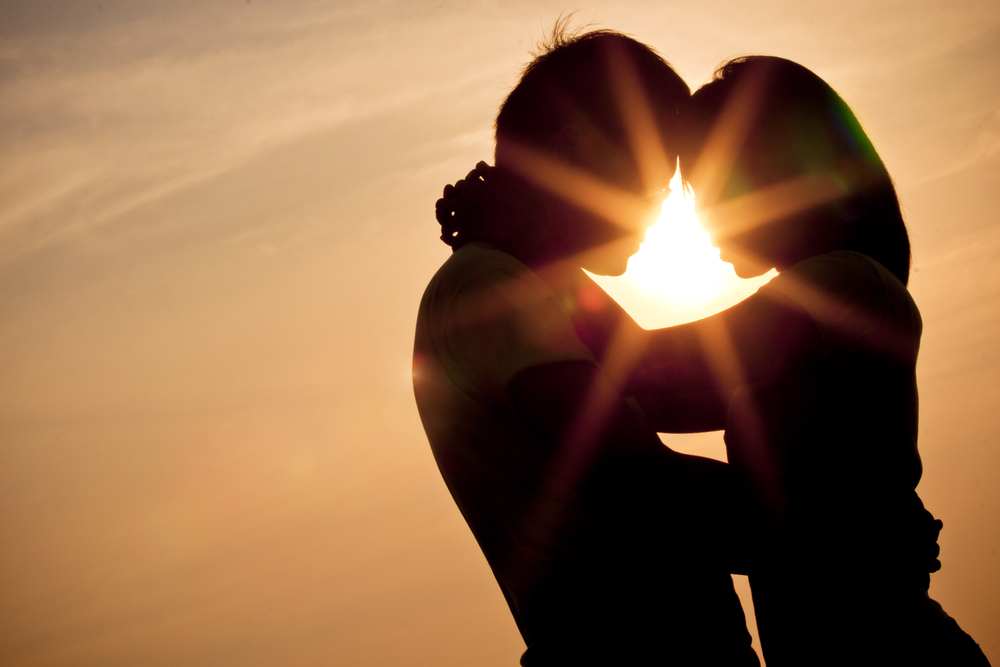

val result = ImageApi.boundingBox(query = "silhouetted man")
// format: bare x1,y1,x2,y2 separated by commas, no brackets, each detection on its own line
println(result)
413,30,757,665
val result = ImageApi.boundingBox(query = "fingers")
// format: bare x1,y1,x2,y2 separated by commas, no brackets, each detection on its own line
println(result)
435,161,496,241
435,197,455,224
474,161,494,179
443,179,466,198
442,161,495,199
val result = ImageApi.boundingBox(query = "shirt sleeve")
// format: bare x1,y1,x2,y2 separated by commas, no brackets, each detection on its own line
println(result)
444,260,595,401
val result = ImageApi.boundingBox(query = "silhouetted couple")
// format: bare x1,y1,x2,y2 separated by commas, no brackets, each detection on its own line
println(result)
412,28,990,666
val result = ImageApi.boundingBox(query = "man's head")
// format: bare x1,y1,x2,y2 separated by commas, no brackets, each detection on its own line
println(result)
493,28,689,275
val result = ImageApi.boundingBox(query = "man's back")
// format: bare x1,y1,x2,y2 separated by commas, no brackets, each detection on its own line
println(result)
413,243,594,644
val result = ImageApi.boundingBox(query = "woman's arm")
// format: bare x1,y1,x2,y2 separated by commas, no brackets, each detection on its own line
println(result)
630,388,734,433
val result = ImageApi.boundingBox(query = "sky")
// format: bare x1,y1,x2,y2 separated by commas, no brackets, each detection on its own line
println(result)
0,0,998,665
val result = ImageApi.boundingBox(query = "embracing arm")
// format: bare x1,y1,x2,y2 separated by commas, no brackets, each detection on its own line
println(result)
629,388,734,433
510,358,759,576
510,359,663,456
562,272,734,432
570,275,822,432
637,288,822,393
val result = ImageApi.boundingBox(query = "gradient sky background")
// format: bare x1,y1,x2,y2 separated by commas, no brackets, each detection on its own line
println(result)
1,1,998,665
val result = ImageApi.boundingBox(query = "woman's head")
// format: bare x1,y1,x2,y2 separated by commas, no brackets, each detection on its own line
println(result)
679,56,911,283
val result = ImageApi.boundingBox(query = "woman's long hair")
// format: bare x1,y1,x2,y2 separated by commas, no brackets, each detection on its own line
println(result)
680,56,911,284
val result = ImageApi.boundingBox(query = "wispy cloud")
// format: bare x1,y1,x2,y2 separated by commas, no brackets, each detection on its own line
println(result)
0,1,519,264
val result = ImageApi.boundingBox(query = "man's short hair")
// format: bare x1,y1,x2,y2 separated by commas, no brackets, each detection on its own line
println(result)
495,26,690,171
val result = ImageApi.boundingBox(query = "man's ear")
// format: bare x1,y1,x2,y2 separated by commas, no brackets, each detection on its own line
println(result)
549,123,624,184
549,123,590,164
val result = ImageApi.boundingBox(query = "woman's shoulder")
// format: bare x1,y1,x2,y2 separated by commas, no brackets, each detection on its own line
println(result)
785,249,880,281
763,250,920,349
777,250,910,303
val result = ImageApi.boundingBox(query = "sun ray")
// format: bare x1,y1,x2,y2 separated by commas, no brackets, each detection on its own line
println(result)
499,139,656,233
702,172,848,242
687,62,771,208
607,40,673,197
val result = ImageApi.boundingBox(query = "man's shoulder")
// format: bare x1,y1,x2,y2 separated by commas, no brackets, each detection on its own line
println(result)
422,243,537,308
416,243,594,399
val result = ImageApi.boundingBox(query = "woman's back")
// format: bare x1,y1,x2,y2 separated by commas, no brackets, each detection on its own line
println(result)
725,250,926,577
598,247,986,664
720,250,956,664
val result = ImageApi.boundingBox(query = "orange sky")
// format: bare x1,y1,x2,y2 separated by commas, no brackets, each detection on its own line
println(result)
1,1,998,665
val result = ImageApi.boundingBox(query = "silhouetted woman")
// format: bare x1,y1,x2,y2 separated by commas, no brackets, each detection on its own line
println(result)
579,56,990,666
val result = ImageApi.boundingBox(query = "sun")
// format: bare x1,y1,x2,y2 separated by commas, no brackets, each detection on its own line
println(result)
590,168,777,329
625,171,732,305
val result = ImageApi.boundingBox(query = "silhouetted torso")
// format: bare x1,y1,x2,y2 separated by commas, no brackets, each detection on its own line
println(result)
725,251,925,569
723,251,943,664
413,242,758,666
607,250,986,665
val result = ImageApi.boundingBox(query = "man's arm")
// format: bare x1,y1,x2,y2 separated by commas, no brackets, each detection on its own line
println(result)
629,389,733,433
509,359,663,455
509,359,757,576
570,273,822,401
635,289,822,395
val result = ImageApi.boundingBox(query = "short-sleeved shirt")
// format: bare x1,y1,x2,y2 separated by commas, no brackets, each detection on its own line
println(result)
414,243,763,666
412,243,595,644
